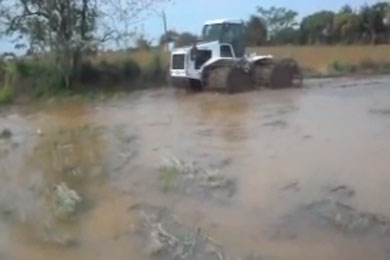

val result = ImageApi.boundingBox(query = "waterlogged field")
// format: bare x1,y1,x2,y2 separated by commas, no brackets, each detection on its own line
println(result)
1,76,390,259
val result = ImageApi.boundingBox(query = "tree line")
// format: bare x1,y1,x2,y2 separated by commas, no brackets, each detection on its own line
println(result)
157,2,390,48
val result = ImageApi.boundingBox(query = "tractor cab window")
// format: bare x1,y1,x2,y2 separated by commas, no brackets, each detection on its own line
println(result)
201,22,246,57
202,24,223,42
220,23,245,43
202,23,245,43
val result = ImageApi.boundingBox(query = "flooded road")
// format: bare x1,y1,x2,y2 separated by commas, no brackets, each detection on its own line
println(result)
1,76,390,259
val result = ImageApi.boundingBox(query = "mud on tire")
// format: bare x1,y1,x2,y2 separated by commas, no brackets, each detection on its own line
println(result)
252,58,303,89
204,66,253,94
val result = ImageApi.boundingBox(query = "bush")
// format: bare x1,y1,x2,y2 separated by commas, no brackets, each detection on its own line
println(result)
0,51,166,101
29,60,65,97
380,61,390,71
141,53,165,83
328,60,357,74
71,58,141,92
77,61,101,84
359,59,380,71
0,85,14,104
14,60,33,78
120,59,141,80
0,60,19,104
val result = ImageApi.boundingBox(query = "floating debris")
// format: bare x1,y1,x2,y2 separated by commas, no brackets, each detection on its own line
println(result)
262,120,287,128
131,204,231,260
305,199,390,235
281,180,300,192
130,204,267,260
327,184,355,199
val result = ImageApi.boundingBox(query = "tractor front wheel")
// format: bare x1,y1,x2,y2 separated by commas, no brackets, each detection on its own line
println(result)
252,58,303,89
204,66,253,94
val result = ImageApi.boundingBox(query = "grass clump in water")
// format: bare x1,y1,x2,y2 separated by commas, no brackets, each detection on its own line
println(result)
159,164,181,192
158,155,236,196
328,60,357,74
51,182,82,220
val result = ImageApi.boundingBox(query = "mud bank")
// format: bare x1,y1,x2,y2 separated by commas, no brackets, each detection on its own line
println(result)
0,76,390,259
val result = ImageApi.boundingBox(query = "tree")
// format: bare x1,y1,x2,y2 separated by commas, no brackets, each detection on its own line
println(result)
358,2,390,44
1,0,100,87
99,0,173,49
256,6,298,40
245,15,267,46
136,34,151,50
272,27,300,45
0,0,171,87
158,29,179,46
174,32,197,47
300,11,335,44
333,8,360,44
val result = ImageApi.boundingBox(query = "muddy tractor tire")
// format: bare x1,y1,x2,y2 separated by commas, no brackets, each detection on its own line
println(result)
203,66,253,94
252,58,303,89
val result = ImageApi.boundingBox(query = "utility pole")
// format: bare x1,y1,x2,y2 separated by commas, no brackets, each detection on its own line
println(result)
162,11,169,51
151,8,169,51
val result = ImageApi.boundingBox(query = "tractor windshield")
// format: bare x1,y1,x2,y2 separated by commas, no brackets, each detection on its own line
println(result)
202,24,223,42
201,22,245,43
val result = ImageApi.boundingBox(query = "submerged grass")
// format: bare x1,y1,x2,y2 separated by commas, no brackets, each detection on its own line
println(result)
159,165,181,192
51,182,82,221
130,203,265,260
157,155,236,197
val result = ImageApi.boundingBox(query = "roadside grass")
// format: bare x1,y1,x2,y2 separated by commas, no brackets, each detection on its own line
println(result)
2,44,390,104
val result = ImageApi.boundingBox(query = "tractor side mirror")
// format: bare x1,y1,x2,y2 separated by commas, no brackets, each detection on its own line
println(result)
190,45,197,61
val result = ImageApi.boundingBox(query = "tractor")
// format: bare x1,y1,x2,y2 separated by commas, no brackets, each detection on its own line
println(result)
167,18,303,93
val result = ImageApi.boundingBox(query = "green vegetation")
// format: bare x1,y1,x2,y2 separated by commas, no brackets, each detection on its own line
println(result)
0,0,171,104
0,53,167,102
159,165,180,192
327,58,390,75
0,85,14,104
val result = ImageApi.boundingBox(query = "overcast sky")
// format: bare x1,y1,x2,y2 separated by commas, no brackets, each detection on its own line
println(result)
0,0,380,54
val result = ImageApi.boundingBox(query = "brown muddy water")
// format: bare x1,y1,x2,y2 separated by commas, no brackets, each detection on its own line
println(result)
1,76,390,260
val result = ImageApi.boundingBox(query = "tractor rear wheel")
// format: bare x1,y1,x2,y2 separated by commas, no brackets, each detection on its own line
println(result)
252,58,303,89
204,66,253,94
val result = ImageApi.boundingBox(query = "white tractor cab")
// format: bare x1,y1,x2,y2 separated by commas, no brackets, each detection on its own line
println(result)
168,18,302,93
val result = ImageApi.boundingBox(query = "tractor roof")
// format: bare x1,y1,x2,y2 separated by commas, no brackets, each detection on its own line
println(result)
204,18,243,25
